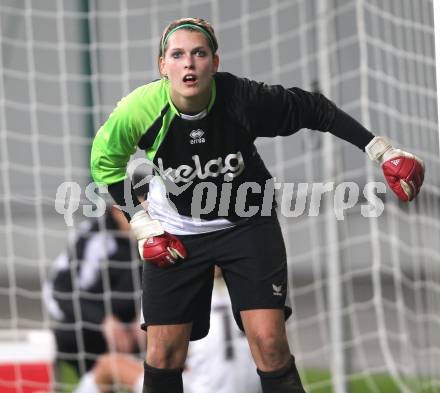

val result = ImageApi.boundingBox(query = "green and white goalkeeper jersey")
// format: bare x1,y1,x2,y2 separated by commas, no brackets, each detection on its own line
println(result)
91,72,374,234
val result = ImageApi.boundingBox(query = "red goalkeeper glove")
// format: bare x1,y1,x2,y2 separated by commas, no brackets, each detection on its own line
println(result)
366,136,425,201
130,210,187,268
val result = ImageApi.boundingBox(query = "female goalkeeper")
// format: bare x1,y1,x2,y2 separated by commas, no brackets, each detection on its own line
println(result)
91,17,424,393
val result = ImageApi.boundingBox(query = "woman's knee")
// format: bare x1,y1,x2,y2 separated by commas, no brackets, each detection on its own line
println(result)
250,331,290,367
242,309,291,370
147,341,184,368
146,324,191,368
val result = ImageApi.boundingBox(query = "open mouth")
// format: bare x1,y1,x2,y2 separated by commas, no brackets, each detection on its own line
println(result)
183,74,198,84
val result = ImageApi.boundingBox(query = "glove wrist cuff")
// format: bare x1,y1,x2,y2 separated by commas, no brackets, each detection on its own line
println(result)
365,136,393,163
130,210,164,239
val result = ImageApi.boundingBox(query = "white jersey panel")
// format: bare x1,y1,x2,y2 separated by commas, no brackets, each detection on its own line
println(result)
147,176,236,235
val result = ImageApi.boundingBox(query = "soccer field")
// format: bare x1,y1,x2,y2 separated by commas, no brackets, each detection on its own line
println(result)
303,370,440,393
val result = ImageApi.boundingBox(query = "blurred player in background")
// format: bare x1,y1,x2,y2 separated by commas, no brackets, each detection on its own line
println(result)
90,17,424,393
73,268,262,393
43,202,144,390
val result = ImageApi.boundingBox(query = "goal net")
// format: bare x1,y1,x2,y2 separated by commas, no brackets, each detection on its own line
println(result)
0,1,438,392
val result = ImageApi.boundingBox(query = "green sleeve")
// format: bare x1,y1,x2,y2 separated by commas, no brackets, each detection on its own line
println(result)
90,81,164,185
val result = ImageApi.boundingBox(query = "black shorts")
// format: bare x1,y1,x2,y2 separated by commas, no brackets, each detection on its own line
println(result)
141,213,292,340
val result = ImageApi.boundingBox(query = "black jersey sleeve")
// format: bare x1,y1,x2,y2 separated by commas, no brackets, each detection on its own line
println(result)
229,74,374,150
52,261,107,325
108,179,141,221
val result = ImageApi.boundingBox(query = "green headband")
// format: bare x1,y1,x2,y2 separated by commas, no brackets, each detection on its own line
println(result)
161,23,216,55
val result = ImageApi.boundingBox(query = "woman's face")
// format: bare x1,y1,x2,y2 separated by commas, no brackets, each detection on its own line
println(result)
159,29,219,112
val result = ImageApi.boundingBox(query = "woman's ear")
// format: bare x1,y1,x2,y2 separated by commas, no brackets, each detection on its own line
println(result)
212,54,220,74
159,56,166,77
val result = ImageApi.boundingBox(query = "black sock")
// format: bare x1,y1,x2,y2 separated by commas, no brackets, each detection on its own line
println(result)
142,362,183,393
257,355,306,393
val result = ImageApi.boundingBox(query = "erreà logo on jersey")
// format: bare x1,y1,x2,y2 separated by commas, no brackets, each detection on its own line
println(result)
157,152,245,184
190,129,205,144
